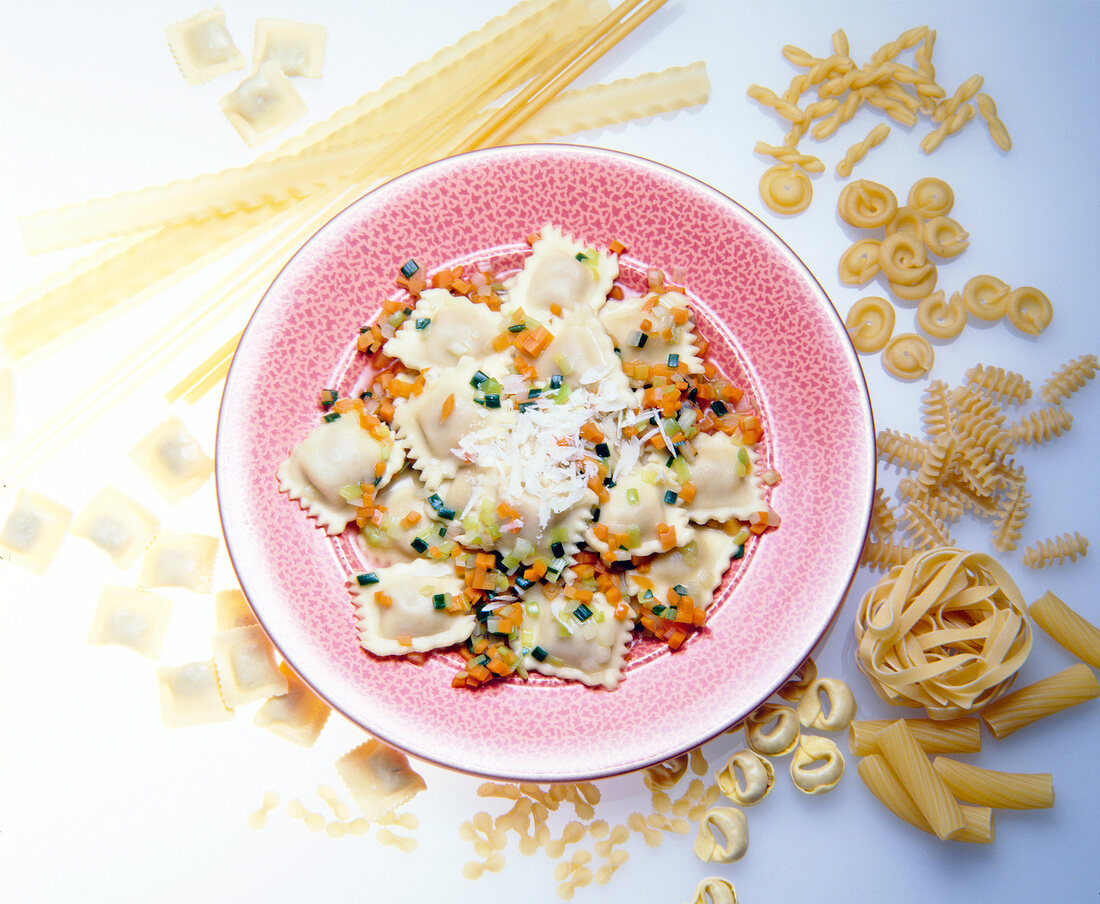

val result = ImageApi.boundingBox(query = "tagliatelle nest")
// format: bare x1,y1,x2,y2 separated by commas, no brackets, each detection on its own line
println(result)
854,547,1032,719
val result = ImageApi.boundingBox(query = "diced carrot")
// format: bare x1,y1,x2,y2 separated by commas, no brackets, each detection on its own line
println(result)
609,285,625,300
680,481,697,504
491,332,511,352
550,302,563,317
440,392,455,422
613,599,631,620
609,240,627,255
374,591,393,608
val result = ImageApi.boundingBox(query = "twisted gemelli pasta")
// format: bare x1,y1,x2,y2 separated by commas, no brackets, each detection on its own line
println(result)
1004,286,1053,336
758,164,812,214
836,123,891,177
753,141,824,173
934,74,984,122
921,102,977,153
693,807,749,863
838,239,882,285
715,749,775,806
745,702,800,755
746,83,804,121
962,274,1010,321
789,734,846,795
837,179,898,229
975,92,1012,150
846,296,895,353
882,333,934,380
916,290,967,340
907,177,954,217
923,216,969,258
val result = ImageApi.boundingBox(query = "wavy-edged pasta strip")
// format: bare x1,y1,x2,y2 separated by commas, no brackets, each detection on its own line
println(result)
931,757,1053,810
1028,592,1100,668
979,663,1099,739
848,717,981,756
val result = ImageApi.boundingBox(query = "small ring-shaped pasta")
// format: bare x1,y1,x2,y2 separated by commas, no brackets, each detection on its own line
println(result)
889,265,938,302
759,164,812,215
789,735,846,795
882,333,934,380
690,877,739,904
962,274,1010,321
1005,286,1053,336
916,290,968,339
794,678,858,731
845,296,896,353
777,656,818,703
693,807,749,863
907,177,955,218
884,205,926,238
923,216,970,258
745,703,801,756
837,179,898,229
879,231,932,286
838,239,882,285
716,749,776,806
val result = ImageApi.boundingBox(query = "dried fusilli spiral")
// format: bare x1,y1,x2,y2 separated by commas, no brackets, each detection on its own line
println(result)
991,484,1030,552
902,501,954,550
861,537,919,572
964,363,1032,404
920,379,954,436
1011,407,1074,445
1039,354,1098,405
876,429,930,471
869,487,899,539
1022,532,1089,569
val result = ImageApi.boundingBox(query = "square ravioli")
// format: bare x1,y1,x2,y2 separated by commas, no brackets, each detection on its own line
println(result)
87,586,173,658
0,488,71,574
71,486,159,569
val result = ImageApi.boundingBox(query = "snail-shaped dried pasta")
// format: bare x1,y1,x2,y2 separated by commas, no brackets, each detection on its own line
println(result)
789,735,845,795
692,807,749,863
777,656,817,703
923,216,970,258
917,290,967,340
838,239,882,285
688,877,739,904
882,333,934,380
889,266,939,302
1005,286,1053,336
716,749,775,806
884,205,925,238
837,179,898,229
759,164,812,215
907,177,954,218
962,274,1010,321
878,231,933,286
845,296,895,353
795,678,857,731
745,702,800,755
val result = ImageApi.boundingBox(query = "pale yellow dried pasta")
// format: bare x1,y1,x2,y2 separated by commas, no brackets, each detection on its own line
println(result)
1011,407,1073,445
979,663,1100,739
838,240,882,286
715,750,774,807
861,537,919,572
810,90,862,139
975,92,1012,151
907,177,954,218
858,84,918,126
854,547,1032,717
1021,531,1089,569
643,755,689,792
687,877,739,904
758,164,812,215
878,230,933,285
1028,592,1100,669
1039,353,1098,405
777,657,818,703
876,429,932,471
868,488,899,540
789,734,845,795
990,482,1030,553
746,83,804,121
916,291,967,340
923,216,969,258
931,757,1053,810
848,717,981,756
837,179,898,229
165,5,245,85
692,807,748,863
795,678,857,731
921,102,976,153
836,123,890,177
752,141,824,173
1004,286,1053,336
884,205,925,238
961,274,1010,321
220,62,308,148
901,499,953,550
964,363,1031,404
856,753,994,843
933,74,984,122
845,296,895,353
881,333,934,381
744,702,800,756
872,719,965,840
888,267,939,303
919,379,953,435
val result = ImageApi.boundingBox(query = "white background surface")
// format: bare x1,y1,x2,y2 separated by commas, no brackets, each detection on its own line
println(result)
2,2,1098,902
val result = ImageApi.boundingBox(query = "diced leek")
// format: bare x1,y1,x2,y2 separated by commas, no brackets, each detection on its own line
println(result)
626,525,641,548
554,353,574,376
670,455,691,484
626,487,640,505
338,484,363,503
731,527,750,545
554,382,571,404
640,467,658,485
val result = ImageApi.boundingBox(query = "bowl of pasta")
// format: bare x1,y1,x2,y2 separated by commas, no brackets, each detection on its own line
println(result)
216,143,875,781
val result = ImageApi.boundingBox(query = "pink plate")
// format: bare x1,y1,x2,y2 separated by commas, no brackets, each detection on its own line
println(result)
216,144,874,781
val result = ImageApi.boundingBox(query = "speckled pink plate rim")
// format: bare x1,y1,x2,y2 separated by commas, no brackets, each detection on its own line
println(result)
216,144,874,782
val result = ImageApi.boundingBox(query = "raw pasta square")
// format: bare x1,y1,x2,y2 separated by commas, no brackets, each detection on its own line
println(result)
87,586,172,658
335,739,427,820
0,488,71,574
252,18,326,78
214,587,257,630
253,662,329,746
211,624,288,707
129,415,213,505
165,5,245,85
156,660,233,726
220,61,307,147
71,486,159,569
137,530,219,593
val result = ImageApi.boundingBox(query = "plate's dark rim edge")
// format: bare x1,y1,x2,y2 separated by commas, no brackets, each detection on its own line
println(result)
213,142,879,783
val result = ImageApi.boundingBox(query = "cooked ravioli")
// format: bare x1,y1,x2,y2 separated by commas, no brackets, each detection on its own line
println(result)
383,288,505,372
681,431,768,523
